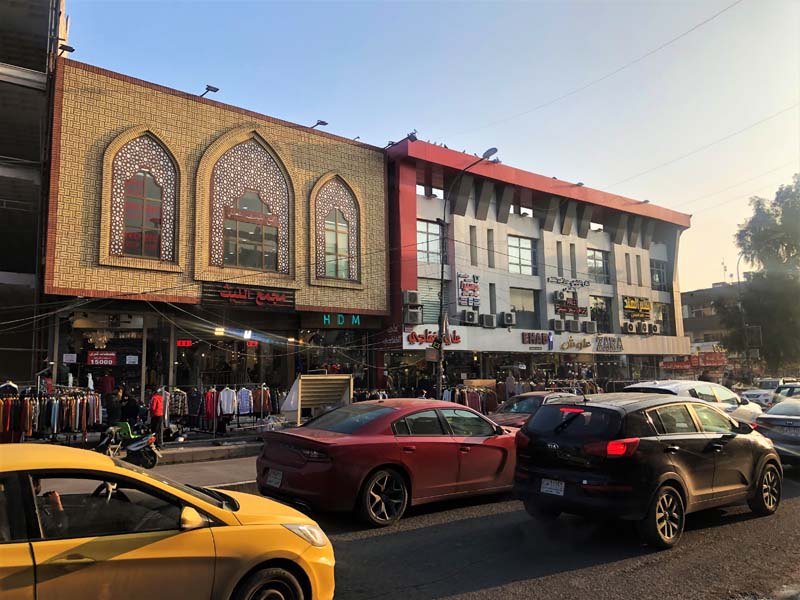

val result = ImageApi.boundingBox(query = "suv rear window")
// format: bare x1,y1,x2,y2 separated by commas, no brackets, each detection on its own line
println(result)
775,386,799,398
527,405,622,439
304,404,395,433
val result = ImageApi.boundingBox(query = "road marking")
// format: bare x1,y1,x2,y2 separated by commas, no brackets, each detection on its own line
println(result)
211,479,257,488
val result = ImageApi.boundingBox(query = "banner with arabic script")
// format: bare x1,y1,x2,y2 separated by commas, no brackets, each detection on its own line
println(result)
202,282,295,310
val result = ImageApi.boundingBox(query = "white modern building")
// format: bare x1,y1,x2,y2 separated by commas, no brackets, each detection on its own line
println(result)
384,140,691,392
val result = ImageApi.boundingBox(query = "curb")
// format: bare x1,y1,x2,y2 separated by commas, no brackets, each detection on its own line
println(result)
158,441,262,465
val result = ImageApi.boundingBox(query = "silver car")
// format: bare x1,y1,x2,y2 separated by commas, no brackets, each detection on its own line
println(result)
623,380,763,424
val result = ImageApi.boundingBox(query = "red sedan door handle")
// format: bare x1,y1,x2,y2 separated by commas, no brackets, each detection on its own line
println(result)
460,446,471,453
402,445,416,453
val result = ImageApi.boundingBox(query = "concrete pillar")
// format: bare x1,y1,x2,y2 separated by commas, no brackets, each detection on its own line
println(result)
576,203,593,238
561,200,577,236
140,324,148,402
475,180,494,221
641,219,656,250
666,226,686,338
628,216,642,247
608,213,628,245
542,196,560,232
496,185,514,224
168,321,175,390
450,174,473,216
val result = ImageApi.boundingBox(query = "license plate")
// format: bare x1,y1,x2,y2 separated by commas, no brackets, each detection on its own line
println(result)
779,426,800,437
266,469,283,488
540,478,565,496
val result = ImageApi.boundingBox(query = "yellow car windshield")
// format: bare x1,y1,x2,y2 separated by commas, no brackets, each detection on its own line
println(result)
112,458,232,510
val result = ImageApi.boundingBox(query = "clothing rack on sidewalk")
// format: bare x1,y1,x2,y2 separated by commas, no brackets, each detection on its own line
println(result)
198,383,277,439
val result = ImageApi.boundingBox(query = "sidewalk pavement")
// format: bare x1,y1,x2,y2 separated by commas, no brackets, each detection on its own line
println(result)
158,433,262,465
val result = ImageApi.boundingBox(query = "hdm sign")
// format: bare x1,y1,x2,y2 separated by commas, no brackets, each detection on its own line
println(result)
323,313,362,326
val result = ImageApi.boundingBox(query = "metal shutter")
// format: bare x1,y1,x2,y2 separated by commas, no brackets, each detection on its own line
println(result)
418,278,449,324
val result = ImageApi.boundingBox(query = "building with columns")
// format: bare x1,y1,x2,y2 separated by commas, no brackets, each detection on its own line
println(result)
384,140,691,394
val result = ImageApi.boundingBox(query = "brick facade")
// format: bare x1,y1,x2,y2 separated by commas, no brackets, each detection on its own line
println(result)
46,59,389,314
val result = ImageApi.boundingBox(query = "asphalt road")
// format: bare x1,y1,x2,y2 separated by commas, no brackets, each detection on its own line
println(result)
155,458,800,600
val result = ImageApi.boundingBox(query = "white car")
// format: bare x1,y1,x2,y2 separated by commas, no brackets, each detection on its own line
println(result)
623,380,763,424
742,380,800,408
773,383,800,404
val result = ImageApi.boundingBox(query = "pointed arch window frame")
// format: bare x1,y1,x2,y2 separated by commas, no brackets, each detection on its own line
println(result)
108,133,178,263
313,175,361,283
208,138,292,274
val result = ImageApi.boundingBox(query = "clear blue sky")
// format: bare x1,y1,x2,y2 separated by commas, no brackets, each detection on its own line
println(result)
66,0,799,290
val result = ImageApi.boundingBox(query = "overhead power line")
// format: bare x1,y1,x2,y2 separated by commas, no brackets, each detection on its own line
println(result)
605,103,799,189
446,0,746,137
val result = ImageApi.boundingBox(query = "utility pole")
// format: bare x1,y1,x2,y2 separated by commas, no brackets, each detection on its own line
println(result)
736,254,751,383
436,148,497,400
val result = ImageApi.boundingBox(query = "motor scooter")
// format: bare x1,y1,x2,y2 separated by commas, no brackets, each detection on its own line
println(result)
95,424,162,468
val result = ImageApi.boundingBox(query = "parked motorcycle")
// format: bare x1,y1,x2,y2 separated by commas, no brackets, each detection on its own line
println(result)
95,425,162,469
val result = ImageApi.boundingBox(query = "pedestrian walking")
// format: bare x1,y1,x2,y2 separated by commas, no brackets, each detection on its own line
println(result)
149,388,165,449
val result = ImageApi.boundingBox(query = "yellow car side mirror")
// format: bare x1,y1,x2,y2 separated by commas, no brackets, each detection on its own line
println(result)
180,506,209,531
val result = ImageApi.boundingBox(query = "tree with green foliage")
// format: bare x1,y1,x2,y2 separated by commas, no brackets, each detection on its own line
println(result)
719,174,800,374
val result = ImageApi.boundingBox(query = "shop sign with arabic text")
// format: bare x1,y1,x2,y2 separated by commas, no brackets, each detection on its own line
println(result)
202,282,295,310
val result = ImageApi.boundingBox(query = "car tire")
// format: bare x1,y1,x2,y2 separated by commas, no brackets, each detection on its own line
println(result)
523,500,561,520
638,485,685,549
358,468,409,527
748,463,781,516
233,567,304,600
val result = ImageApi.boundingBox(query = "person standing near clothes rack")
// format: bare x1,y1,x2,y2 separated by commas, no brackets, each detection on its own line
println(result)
149,388,164,449
505,372,516,402
105,387,123,426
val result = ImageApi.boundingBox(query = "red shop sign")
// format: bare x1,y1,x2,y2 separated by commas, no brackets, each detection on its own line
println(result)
407,329,462,346
87,351,117,366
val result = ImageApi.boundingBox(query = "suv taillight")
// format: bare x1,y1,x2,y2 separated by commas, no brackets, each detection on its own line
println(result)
584,438,640,458
515,429,530,448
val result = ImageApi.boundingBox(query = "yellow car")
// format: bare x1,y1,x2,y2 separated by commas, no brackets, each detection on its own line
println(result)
0,445,334,600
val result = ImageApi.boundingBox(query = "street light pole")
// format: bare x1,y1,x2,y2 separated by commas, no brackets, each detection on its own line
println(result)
736,254,751,382
436,148,497,400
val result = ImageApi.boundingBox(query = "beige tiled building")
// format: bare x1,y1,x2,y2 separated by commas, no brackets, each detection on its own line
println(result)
46,59,389,396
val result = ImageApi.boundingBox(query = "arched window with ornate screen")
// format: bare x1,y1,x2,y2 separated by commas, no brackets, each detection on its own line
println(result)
209,140,290,273
314,177,359,281
109,135,177,261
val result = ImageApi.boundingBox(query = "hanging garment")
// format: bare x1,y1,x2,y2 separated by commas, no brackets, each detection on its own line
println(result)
218,387,237,415
466,391,481,412
237,388,253,415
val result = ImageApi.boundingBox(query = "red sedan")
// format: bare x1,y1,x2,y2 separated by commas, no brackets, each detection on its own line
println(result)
256,399,517,526
490,391,581,428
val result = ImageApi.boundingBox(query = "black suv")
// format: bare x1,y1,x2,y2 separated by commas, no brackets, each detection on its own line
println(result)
513,393,782,548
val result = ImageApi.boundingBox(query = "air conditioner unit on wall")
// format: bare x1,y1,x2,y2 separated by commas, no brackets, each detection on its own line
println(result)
623,322,636,334
404,307,423,325
551,319,565,333
565,320,580,333
462,310,479,325
403,290,421,306
501,312,516,326
480,314,497,328
553,291,567,302
651,323,661,335
638,322,651,334
583,321,598,334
